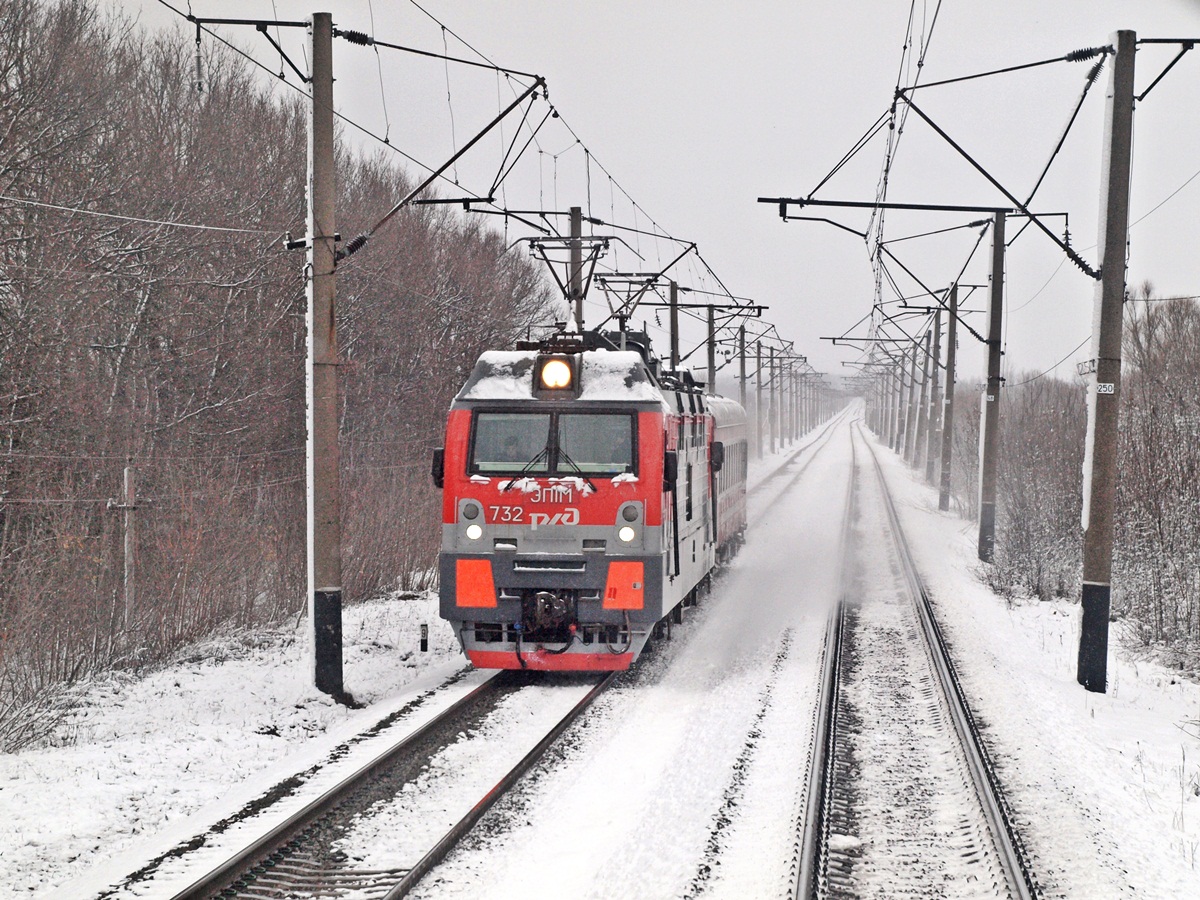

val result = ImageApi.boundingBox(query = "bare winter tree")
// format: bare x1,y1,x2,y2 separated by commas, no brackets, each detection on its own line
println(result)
0,0,557,750
1116,285,1200,653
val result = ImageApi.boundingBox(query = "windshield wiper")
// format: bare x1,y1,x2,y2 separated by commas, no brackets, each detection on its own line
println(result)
501,445,550,492
555,445,597,493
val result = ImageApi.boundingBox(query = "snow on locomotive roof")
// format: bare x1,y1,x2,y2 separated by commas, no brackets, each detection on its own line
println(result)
706,392,749,428
455,350,664,402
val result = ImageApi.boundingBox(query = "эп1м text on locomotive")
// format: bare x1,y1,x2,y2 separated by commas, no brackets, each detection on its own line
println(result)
431,330,748,671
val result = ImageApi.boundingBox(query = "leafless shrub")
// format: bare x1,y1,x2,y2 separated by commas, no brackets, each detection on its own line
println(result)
947,288,1200,663
988,375,1085,601
0,680,73,754
949,380,981,520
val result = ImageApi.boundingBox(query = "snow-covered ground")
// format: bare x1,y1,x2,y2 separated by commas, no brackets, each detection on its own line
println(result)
1,593,469,896
4,414,1198,898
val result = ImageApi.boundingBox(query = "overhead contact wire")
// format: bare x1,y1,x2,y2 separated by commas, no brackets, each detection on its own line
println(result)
905,44,1110,92
366,0,391,143
0,194,278,235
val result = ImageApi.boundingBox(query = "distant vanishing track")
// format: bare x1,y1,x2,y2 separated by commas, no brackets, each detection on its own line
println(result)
794,420,1037,900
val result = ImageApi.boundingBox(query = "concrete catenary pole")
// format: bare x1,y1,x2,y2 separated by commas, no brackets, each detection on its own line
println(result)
978,212,1005,561
669,281,680,369
755,340,764,459
790,365,799,442
779,359,789,445
706,305,716,394
891,356,904,450
802,373,811,433
926,308,943,484
570,206,583,331
785,361,795,444
905,338,922,463
307,12,344,698
884,365,894,444
883,367,892,444
738,324,747,409
122,466,136,629
892,353,904,451
876,373,884,433
769,346,777,454
939,283,959,511
882,370,891,438
1078,30,1136,694
882,365,892,442
913,329,932,468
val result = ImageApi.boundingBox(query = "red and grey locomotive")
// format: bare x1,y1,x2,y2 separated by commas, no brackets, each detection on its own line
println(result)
432,331,748,671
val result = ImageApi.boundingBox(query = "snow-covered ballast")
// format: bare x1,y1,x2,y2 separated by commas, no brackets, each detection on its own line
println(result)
433,336,747,671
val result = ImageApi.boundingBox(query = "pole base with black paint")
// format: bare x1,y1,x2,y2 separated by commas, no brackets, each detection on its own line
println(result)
977,501,995,562
1077,581,1110,693
313,587,344,697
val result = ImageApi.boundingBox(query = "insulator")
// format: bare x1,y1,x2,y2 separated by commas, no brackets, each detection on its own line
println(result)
338,28,373,46
1066,45,1108,63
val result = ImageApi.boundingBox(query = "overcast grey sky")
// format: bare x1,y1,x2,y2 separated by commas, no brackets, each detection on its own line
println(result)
118,1,1200,388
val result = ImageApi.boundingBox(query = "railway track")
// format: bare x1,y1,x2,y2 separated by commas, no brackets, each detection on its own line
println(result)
125,670,613,899
793,420,1037,900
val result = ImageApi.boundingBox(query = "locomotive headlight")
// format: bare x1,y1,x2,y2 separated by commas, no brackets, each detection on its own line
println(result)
621,504,640,522
540,358,573,389
462,501,481,520
533,354,579,398
618,526,637,543
466,524,483,540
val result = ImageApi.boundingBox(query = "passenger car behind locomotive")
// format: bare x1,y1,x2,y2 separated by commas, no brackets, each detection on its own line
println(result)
432,331,748,671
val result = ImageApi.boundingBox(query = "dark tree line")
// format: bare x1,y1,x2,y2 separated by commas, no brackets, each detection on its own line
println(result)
0,0,557,749
1117,289,1200,650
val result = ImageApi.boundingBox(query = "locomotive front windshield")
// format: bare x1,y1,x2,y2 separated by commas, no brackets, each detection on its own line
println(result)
471,413,552,474
470,411,635,476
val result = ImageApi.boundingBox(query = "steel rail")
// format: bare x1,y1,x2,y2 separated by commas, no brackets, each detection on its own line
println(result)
171,669,614,899
862,423,1037,900
384,671,618,897
168,672,503,900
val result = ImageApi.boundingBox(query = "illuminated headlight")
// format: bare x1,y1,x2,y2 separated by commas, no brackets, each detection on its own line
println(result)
540,358,573,389
618,526,636,543
466,524,483,540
